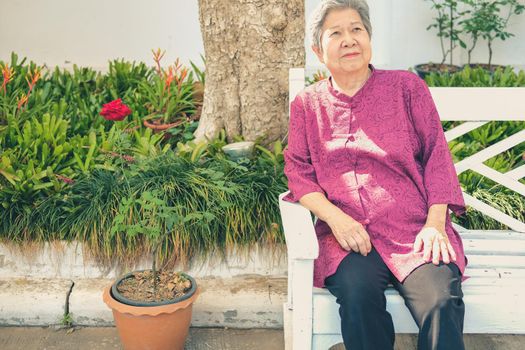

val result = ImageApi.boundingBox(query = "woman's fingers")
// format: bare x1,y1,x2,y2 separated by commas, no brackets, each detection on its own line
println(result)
336,234,351,251
355,228,371,255
432,236,441,264
417,227,456,265
413,235,423,253
440,237,450,264
423,236,432,262
447,240,457,262
346,235,360,253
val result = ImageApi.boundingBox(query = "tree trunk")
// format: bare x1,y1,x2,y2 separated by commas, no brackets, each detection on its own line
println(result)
195,0,305,144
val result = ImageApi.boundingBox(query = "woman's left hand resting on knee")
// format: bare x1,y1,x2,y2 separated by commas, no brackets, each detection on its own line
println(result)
298,192,372,256
413,203,457,265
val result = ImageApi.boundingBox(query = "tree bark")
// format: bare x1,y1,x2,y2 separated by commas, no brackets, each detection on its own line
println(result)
195,0,305,144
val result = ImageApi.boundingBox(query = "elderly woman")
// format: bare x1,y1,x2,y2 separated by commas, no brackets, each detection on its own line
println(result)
283,1,467,349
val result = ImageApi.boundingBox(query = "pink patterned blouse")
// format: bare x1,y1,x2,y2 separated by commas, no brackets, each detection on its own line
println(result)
283,64,467,288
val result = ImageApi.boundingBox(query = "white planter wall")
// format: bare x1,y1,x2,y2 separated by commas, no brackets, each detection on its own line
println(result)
0,0,524,70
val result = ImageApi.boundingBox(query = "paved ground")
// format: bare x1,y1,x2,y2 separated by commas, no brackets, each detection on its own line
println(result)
0,327,524,350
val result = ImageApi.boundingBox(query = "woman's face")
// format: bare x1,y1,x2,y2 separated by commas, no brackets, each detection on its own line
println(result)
313,8,372,77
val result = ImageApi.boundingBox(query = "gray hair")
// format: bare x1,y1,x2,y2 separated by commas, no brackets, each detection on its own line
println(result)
309,0,372,49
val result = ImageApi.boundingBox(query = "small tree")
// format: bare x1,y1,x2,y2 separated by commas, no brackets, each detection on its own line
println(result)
425,0,468,65
460,0,488,65
111,190,182,297
469,0,524,69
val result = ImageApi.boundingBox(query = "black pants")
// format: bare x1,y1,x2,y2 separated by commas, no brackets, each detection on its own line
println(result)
324,247,465,350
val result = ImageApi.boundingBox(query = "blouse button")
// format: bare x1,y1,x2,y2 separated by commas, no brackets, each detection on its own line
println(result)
364,219,370,224
348,135,355,142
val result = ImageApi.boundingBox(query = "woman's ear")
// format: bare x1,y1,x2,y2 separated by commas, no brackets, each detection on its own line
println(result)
312,45,325,64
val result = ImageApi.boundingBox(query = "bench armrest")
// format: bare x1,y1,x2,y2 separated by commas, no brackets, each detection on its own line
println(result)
279,191,319,260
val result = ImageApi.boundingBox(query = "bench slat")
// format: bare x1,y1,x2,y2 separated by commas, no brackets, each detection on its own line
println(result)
459,230,525,240
466,255,525,269
465,267,525,278
463,238,525,255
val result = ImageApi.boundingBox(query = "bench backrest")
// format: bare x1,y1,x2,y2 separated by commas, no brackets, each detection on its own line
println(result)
288,68,525,232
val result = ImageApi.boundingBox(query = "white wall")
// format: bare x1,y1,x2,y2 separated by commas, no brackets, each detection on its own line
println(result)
0,0,204,70
1,0,524,71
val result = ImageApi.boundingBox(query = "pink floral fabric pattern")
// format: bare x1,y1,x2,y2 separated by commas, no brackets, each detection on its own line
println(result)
283,64,467,288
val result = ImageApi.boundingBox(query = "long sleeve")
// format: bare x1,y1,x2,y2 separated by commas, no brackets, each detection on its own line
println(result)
283,95,325,202
408,76,466,216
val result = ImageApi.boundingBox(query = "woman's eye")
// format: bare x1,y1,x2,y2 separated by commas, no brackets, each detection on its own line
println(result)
353,28,362,32
330,31,340,36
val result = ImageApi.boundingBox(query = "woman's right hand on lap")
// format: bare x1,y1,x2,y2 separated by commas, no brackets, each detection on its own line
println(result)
326,210,372,256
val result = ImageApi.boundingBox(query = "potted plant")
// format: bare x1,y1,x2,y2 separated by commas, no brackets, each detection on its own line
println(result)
103,189,200,350
141,49,199,132
460,0,524,72
415,0,468,78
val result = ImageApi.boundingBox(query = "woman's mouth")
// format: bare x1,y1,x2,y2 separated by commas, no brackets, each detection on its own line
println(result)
343,53,360,58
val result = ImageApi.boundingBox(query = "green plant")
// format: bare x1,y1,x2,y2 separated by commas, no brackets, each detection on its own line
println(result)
459,0,485,65
111,189,182,295
424,65,525,86
105,59,153,100
189,54,206,84
60,312,74,327
461,0,525,69
0,113,76,206
131,127,171,157
306,69,329,85
141,50,196,125
425,0,468,65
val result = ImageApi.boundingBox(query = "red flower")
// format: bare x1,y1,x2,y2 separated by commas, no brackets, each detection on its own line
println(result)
100,99,132,121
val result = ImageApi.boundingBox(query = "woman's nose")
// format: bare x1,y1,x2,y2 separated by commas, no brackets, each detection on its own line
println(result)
341,37,356,48
341,32,357,47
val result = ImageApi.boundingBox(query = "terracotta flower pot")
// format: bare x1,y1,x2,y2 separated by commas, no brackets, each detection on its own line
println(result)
103,282,200,350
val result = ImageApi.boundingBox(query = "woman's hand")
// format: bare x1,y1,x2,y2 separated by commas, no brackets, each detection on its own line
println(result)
325,210,372,255
413,225,456,265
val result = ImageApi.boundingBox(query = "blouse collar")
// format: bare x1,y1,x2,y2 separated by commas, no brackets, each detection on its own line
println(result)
326,63,376,103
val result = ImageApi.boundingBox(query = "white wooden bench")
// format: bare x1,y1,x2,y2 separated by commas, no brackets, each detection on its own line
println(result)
280,68,525,350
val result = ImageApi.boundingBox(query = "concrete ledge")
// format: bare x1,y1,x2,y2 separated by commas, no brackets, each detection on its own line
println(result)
1,242,288,328
0,242,287,279
68,279,113,326
0,278,72,326
190,275,286,328
69,275,287,328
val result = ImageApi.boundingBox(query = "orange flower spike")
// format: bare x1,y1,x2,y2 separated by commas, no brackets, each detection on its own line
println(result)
164,66,175,89
31,68,41,85
173,58,182,71
152,48,166,76
17,93,28,110
1,63,15,82
1,63,15,94
25,68,41,93
152,48,165,63
176,68,188,90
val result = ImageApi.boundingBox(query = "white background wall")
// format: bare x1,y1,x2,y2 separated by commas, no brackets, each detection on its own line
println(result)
1,0,524,71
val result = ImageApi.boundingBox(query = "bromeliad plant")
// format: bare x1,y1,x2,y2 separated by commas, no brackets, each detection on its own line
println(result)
141,49,196,130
